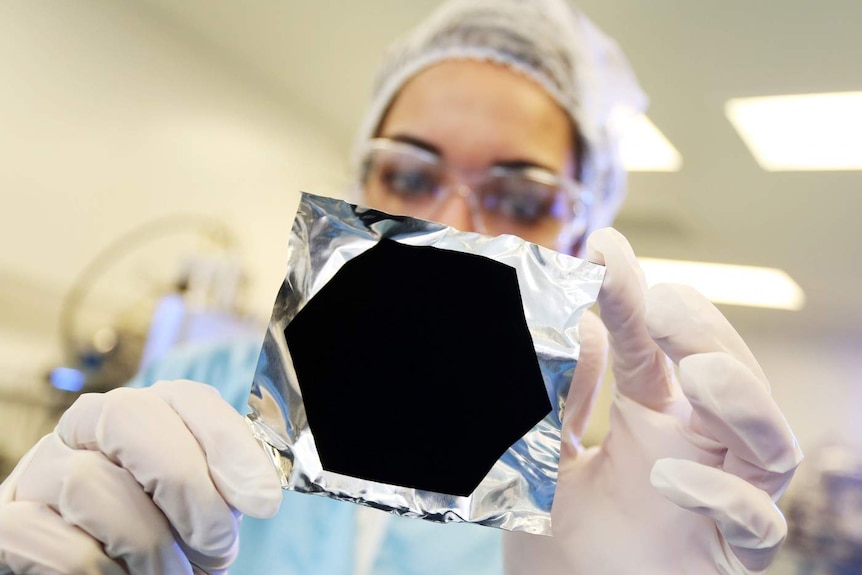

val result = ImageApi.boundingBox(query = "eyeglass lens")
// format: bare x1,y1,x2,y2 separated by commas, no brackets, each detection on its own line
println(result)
362,145,577,241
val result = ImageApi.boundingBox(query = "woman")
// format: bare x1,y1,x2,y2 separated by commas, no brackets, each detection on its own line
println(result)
0,1,802,574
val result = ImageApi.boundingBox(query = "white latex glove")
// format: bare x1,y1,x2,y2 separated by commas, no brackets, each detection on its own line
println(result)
504,228,803,575
0,380,282,575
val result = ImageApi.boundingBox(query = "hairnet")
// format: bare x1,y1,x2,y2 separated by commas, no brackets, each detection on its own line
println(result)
352,0,648,235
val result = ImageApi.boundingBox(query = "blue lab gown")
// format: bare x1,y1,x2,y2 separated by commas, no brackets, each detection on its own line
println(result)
128,337,503,575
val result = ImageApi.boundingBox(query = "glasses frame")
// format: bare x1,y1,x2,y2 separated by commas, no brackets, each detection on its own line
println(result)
357,137,593,250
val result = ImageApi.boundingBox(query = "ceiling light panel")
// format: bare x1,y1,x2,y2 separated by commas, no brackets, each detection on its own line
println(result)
619,114,683,172
726,92,862,171
638,257,806,310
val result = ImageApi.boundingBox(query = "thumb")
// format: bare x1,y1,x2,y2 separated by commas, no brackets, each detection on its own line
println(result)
561,310,608,451
149,380,283,518
586,228,677,411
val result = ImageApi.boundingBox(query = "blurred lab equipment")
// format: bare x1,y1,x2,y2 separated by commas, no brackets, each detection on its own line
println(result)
0,215,260,481
783,442,862,574
53,214,259,394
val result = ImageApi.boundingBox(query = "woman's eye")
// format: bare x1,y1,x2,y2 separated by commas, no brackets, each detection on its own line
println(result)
381,167,437,196
503,196,546,222
482,180,555,224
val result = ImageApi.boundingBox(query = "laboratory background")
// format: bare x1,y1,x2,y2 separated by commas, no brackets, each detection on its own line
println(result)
1,1,861,573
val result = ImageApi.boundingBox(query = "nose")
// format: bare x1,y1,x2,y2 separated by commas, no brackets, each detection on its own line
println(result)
431,185,479,232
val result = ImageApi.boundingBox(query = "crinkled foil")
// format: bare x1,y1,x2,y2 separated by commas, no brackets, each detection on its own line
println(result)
246,192,604,535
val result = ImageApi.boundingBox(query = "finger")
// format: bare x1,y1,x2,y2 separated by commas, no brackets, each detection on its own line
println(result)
54,387,239,560
0,501,126,575
14,434,194,575
0,434,47,505
586,228,677,410
651,458,787,572
679,352,803,499
561,310,608,450
645,283,768,386
150,379,283,518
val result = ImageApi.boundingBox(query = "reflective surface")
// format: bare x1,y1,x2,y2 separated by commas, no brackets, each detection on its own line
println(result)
247,193,604,535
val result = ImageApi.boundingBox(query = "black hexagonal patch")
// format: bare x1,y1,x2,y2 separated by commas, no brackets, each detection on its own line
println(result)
285,238,551,497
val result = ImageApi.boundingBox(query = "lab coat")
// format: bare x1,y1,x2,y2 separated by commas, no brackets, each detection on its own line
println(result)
128,337,503,575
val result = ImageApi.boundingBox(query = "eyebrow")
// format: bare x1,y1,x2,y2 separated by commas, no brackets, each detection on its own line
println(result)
387,134,442,156
385,133,558,174
493,159,556,173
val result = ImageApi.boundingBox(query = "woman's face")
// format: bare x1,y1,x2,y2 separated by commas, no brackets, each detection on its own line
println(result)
365,59,581,253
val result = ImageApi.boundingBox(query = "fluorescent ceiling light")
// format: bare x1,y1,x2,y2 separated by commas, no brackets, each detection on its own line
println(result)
638,258,805,311
619,114,683,172
725,92,862,171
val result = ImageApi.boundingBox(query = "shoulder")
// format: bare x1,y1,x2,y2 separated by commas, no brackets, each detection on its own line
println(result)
126,335,264,414
374,516,503,575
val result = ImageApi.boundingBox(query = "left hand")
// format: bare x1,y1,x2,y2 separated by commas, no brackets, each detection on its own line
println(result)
503,228,803,574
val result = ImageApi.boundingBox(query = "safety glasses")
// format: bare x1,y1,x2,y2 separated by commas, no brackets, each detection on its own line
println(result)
358,138,591,248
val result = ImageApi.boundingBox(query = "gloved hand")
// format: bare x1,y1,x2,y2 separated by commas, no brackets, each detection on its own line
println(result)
503,228,803,574
0,379,283,575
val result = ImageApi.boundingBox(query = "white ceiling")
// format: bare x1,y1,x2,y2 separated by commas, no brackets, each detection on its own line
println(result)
134,0,862,340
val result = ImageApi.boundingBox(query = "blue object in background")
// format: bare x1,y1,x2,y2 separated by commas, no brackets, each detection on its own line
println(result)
49,367,86,392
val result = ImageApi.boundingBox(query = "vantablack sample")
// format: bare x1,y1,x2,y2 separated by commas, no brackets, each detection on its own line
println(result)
285,239,551,497
247,192,605,534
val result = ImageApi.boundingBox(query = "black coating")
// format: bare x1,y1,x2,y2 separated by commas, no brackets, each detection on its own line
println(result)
285,238,551,497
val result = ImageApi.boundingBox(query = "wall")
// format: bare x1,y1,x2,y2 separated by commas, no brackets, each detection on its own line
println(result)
0,0,349,468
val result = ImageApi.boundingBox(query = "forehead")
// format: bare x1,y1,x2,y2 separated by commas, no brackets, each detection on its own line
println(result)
376,60,574,171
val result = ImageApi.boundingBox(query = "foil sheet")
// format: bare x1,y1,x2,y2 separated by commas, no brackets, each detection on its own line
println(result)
246,192,605,535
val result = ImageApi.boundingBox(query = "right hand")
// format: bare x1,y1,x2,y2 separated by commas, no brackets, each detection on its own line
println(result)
503,229,802,575
0,379,283,575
